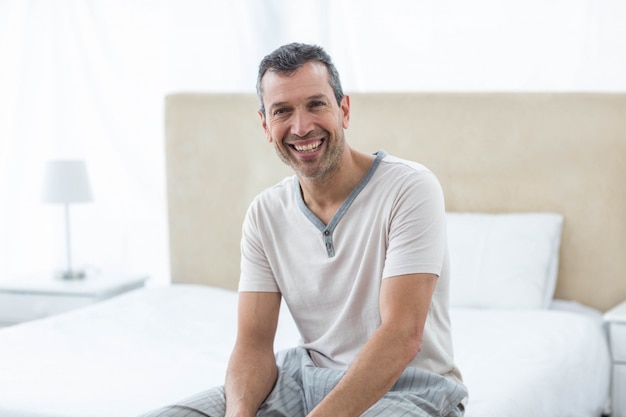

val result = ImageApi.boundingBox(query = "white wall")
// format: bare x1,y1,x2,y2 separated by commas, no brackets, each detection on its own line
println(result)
1,0,625,286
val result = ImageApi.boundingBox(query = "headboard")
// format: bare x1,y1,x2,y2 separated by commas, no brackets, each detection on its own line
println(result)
165,93,626,312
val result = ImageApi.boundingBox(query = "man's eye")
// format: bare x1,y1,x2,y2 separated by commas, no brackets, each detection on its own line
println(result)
273,108,289,116
311,101,325,108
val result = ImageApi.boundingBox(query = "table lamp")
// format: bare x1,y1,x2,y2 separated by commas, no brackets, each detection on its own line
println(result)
41,160,93,279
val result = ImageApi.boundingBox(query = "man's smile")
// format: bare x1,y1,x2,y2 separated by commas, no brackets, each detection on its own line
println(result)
291,139,324,153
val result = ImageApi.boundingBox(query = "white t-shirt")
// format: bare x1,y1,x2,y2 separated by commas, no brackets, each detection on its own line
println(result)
239,151,462,384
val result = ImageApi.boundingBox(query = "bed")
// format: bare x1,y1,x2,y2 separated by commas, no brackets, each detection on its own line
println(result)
1,92,625,417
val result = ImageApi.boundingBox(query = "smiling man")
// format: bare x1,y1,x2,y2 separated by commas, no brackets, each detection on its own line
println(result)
142,43,467,417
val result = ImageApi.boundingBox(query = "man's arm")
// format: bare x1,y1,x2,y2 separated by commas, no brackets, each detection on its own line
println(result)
224,291,281,417
307,273,438,417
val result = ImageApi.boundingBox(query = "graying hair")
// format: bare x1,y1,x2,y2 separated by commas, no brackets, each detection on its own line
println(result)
256,43,344,117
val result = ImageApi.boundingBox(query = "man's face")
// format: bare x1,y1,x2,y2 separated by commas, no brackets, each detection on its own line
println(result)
259,61,350,181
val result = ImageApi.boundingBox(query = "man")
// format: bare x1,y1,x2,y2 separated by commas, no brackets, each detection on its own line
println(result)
143,42,466,417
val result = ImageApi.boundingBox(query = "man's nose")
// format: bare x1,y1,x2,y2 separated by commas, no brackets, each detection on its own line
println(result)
291,109,314,138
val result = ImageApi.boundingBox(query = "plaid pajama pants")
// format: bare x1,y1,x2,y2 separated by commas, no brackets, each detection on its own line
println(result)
140,347,467,417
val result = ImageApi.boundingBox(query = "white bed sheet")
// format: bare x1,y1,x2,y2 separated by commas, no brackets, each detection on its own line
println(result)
451,308,610,417
0,285,298,417
0,285,611,417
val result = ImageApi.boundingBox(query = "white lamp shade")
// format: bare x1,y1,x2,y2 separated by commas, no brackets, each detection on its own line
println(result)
42,160,93,204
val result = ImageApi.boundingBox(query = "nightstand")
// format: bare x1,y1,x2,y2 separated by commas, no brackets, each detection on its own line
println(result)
0,273,148,327
605,300,626,417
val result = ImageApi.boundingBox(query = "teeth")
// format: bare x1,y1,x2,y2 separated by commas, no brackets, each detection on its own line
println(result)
294,141,322,152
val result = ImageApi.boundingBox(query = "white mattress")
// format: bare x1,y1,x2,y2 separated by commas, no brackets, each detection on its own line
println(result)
451,308,610,417
0,285,611,417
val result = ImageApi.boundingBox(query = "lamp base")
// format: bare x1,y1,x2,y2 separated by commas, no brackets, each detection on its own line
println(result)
57,270,87,280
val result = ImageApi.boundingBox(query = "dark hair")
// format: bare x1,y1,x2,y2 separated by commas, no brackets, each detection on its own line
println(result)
256,43,344,117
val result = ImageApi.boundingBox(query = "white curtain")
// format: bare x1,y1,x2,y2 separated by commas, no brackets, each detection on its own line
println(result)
1,0,625,286
0,1,169,283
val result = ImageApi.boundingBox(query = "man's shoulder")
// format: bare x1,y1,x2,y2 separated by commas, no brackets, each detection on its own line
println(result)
249,175,296,208
375,153,438,186
379,153,431,174
371,153,443,199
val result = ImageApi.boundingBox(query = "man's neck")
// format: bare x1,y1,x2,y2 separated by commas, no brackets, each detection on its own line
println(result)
299,147,375,225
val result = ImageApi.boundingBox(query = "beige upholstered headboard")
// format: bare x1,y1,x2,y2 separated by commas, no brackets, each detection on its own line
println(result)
165,93,626,312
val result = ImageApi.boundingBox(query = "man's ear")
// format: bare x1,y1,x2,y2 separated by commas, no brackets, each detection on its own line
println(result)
340,95,351,129
258,109,272,143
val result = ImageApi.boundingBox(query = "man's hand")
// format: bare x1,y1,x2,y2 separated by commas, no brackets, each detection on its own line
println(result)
307,273,438,417
224,291,282,417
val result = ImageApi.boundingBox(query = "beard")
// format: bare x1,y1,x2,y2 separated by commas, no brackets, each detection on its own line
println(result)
274,128,346,181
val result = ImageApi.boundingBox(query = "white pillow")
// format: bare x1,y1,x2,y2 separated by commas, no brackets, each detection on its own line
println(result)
446,212,564,309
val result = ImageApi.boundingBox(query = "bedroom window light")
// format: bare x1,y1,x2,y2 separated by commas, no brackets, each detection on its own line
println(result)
41,160,93,280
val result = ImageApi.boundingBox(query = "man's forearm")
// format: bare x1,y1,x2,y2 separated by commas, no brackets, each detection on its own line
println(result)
307,321,421,417
307,274,436,417
224,343,278,417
